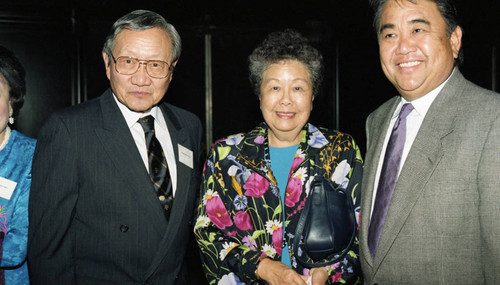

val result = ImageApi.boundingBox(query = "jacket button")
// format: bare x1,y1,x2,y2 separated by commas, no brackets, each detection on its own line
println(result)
120,225,129,232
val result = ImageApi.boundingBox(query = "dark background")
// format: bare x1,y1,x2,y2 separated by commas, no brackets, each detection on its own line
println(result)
1,0,499,154
1,1,499,283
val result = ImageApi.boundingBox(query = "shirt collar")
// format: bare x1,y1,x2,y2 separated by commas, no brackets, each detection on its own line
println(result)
394,68,455,119
112,93,165,129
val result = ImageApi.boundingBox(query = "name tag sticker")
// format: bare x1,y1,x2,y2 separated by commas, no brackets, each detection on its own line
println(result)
178,144,194,169
0,177,17,200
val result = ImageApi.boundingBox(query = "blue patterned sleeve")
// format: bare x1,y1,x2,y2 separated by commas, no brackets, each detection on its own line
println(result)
0,165,31,268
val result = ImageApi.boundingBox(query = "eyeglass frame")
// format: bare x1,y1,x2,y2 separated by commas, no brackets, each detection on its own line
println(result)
110,54,175,79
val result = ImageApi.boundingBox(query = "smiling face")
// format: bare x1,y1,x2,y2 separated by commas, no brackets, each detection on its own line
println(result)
378,0,462,101
102,27,177,112
259,60,314,147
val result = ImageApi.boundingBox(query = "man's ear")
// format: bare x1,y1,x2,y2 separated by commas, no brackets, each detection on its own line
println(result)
171,59,179,69
168,59,179,80
102,52,111,80
450,25,462,59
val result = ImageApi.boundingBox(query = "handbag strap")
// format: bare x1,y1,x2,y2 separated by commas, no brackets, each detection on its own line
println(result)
292,178,357,267
292,185,312,258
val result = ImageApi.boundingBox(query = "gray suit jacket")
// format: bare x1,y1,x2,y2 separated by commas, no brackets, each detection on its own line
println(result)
28,89,203,284
360,70,500,284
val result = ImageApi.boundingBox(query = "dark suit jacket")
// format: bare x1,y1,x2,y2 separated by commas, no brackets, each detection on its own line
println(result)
359,70,500,284
28,89,203,284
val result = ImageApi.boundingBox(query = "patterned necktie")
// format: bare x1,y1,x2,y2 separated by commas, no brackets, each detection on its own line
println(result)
368,103,414,259
138,115,173,220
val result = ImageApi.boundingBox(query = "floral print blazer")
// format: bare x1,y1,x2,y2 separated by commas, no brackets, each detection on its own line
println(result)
194,123,363,284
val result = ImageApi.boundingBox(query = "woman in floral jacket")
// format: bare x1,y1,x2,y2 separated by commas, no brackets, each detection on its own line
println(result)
194,30,363,285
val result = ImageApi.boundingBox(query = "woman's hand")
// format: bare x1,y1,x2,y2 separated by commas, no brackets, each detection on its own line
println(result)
257,258,308,285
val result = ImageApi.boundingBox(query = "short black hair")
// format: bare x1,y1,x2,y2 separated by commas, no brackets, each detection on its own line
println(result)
0,45,26,117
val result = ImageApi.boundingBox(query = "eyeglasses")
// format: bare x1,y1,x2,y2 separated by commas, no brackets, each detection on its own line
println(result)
111,54,174,79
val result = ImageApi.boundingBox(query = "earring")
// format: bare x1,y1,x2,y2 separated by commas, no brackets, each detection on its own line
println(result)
8,112,14,124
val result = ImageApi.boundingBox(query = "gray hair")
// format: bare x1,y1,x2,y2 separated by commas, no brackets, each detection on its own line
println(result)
102,10,181,65
248,29,323,97
370,0,463,65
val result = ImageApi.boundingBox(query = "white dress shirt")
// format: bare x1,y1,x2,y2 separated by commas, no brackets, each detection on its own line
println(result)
113,95,177,196
370,70,455,216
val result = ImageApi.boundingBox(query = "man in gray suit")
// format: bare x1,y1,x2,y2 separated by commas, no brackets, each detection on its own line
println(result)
28,10,203,284
360,0,500,283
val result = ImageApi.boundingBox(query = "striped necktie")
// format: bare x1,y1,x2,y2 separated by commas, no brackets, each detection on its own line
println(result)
138,115,173,220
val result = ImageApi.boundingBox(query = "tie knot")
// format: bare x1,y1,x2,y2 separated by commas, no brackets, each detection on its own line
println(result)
399,103,414,120
138,115,155,134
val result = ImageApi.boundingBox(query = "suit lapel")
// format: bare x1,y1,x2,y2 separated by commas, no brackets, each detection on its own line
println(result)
94,90,168,234
372,71,464,271
360,97,399,268
144,102,195,276
159,102,191,231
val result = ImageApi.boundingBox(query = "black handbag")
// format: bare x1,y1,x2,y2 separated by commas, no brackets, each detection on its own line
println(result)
292,176,357,267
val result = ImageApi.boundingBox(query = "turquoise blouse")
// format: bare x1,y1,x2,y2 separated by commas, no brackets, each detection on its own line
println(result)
0,129,36,284
269,144,299,267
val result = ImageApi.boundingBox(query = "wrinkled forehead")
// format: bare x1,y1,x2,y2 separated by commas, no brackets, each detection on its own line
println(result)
388,0,422,6
379,0,440,23
381,0,425,12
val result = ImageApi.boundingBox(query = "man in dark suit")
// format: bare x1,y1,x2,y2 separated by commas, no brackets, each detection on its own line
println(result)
28,10,203,284
360,0,500,284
